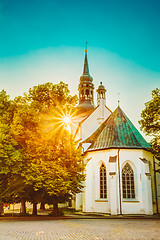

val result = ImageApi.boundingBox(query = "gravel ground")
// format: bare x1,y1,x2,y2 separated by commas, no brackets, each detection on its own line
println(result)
0,218,160,240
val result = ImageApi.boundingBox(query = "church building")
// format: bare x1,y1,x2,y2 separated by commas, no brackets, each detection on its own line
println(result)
73,47,159,215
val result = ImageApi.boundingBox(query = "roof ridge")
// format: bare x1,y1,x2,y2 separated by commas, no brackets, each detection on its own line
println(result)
83,110,112,144
84,106,151,151
123,112,151,148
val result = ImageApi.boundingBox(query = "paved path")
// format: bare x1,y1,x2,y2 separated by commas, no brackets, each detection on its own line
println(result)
0,219,160,240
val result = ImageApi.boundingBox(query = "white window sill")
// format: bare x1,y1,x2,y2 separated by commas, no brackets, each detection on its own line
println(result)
122,199,139,203
95,199,108,202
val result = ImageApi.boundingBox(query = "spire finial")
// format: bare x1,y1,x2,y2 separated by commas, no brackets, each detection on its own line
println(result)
118,92,120,106
85,41,88,52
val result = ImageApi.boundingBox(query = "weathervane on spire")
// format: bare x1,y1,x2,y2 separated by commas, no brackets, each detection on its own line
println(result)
118,92,120,106
85,41,88,52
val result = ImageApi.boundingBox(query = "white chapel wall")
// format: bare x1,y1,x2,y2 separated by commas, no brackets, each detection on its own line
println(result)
142,150,160,214
83,149,153,215
81,106,111,142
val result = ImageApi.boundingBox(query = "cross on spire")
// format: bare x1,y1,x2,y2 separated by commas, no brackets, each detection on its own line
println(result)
118,92,120,106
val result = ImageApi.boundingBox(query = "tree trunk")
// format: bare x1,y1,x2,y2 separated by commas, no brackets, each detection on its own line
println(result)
32,202,37,215
40,202,45,210
0,202,4,216
52,203,58,216
21,199,26,215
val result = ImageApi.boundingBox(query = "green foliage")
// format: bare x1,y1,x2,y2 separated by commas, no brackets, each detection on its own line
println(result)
139,88,160,159
27,81,78,113
0,90,24,203
0,82,85,209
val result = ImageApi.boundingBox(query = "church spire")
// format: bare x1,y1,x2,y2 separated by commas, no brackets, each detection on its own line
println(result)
83,42,90,75
77,44,95,113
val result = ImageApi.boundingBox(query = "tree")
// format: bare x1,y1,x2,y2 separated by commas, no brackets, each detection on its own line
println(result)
27,81,78,113
139,88,160,159
0,90,25,214
10,81,84,215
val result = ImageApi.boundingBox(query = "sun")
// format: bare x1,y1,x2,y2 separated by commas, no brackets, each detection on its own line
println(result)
63,116,71,125
40,105,78,138
63,115,72,132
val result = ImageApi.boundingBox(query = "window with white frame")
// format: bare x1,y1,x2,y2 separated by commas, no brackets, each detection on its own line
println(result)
100,164,107,198
122,163,135,199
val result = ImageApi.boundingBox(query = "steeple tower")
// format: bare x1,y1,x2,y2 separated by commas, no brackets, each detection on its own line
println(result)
97,82,106,106
77,44,95,113
96,82,107,124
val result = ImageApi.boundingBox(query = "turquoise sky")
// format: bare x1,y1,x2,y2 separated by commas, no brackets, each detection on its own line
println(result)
0,0,159,138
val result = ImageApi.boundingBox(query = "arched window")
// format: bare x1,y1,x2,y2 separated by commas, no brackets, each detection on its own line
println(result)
100,164,107,198
85,89,89,96
122,163,135,199
81,90,84,98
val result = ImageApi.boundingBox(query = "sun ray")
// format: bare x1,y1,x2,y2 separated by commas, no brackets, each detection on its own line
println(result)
38,105,79,141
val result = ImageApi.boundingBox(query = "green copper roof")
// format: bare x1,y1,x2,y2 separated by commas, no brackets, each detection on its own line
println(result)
84,106,151,151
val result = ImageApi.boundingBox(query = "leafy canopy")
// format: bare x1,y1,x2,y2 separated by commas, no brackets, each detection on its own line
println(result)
0,82,85,206
139,88,160,159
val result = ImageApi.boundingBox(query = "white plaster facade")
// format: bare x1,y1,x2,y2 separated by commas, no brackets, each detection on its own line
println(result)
75,105,111,144
74,84,112,146
78,148,153,215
